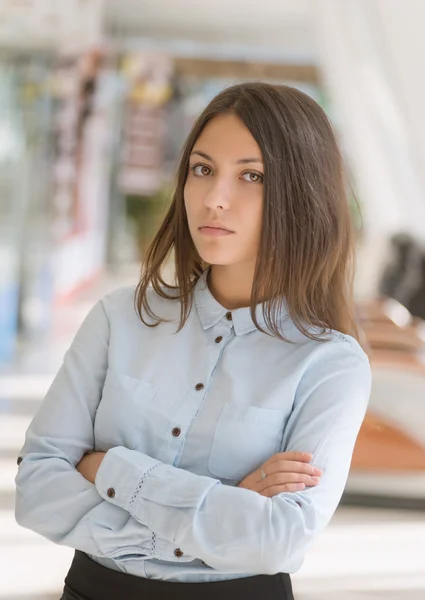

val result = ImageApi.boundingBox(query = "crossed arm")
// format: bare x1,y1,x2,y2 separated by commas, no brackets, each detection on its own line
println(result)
15,300,371,574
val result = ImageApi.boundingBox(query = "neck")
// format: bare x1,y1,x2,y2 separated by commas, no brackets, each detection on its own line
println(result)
208,264,255,310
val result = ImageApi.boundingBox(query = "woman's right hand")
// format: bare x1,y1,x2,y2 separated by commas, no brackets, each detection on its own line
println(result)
238,452,323,498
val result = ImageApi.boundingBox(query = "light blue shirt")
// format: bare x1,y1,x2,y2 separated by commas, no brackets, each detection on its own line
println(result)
15,275,371,582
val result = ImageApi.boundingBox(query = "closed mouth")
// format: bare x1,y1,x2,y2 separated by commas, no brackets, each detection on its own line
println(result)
198,225,234,233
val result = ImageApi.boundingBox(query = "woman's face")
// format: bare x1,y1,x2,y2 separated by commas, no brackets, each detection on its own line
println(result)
184,113,264,268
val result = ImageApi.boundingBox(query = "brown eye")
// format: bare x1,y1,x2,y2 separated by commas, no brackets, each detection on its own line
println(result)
193,164,212,177
242,172,263,183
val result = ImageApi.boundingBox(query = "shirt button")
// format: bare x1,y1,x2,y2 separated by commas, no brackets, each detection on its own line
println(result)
226,312,232,321
107,488,116,499
17,456,23,466
172,427,181,437
215,336,223,344
174,548,184,558
195,383,204,391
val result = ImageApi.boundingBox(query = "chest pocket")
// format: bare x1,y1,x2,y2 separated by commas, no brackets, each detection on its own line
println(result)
208,404,285,482
94,368,157,450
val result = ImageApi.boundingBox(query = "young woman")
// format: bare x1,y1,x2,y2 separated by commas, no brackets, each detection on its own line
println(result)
15,82,371,600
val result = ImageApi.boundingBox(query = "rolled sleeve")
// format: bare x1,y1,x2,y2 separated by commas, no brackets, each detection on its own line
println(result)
96,446,220,524
95,446,161,512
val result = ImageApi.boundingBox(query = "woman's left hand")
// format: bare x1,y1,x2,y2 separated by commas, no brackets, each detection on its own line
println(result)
76,451,106,484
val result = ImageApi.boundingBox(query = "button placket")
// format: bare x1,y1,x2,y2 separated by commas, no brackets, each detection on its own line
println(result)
162,326,229,468
162,379,209,465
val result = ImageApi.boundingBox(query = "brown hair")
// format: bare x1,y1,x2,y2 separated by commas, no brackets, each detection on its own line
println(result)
135,82,359,341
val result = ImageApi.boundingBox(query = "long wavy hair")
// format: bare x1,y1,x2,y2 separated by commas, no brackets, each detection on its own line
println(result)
135,82,359,342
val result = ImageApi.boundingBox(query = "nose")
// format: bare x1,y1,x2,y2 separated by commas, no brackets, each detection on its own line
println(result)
203,176,231,211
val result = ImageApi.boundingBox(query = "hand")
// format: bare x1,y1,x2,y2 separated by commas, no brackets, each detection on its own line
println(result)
76,451,106,484
238,452,323,498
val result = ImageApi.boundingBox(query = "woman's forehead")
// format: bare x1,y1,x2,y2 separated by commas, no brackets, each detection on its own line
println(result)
193,114,262,162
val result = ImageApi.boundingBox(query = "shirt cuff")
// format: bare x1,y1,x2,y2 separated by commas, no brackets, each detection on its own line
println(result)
95,445,221,539
95,446,161,513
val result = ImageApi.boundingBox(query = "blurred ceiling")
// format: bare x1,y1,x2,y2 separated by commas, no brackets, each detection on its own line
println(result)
0,0,316,62
104,0,316,62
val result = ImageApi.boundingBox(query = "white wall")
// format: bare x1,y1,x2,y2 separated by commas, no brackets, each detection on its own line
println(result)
374,0,425,203
314,0,425,298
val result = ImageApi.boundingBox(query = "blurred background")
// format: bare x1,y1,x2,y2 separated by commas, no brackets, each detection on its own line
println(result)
1,1,425,599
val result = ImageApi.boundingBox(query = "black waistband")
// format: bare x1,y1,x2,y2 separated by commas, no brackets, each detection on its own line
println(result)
63,551,293,600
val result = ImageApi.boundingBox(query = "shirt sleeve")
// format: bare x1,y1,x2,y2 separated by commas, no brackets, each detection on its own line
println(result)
14,299,155,561
95,338,371,574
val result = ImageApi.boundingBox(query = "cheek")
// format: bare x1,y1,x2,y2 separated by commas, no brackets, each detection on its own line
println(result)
183,185,194,222
238,195,263,235
184,181,199,217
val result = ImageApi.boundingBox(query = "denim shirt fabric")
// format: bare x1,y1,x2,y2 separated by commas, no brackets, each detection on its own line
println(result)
15,275,371,582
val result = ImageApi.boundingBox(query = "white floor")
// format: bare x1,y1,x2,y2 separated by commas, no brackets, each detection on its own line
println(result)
1,266,424,600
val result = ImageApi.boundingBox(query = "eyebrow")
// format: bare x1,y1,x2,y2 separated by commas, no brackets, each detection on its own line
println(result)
190,150,263,165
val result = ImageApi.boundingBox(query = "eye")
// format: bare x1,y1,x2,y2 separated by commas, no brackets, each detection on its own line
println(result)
242,171,264,184
190,163,212,177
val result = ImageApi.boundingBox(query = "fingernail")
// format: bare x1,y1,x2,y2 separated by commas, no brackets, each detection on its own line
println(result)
313,468,323,475
310,476,320,483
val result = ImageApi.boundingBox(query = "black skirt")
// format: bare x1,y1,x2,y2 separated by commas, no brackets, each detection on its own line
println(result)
61,550,294,600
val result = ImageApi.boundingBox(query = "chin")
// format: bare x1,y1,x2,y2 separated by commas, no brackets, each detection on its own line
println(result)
196,248,236,267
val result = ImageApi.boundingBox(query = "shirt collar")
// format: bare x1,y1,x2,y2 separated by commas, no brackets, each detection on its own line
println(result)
194,271,287,336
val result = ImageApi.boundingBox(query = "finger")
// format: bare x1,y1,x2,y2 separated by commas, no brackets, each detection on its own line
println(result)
266,452,313,465
271,473,320,487
260,483,306,497
265,460,323,477
257,473,320,493
274,461,323,477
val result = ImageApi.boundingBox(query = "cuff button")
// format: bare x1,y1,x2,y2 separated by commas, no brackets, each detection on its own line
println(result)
107,487,116,499
174,548,184,558
17,457,23,466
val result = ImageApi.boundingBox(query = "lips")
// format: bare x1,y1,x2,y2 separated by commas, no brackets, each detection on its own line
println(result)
198,225,235,237
198,223,234,233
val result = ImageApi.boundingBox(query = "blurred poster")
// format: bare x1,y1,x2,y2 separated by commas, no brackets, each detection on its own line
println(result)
118,53,173,196
50,51,101,240
50,49,117,300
